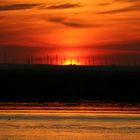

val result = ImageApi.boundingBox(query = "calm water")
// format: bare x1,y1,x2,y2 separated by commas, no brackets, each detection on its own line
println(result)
0,111,140,140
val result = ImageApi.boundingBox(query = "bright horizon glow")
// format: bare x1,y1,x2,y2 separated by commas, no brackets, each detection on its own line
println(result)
63,58,80,66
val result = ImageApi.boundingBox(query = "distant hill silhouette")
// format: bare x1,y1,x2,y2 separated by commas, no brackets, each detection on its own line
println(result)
0,64,140,103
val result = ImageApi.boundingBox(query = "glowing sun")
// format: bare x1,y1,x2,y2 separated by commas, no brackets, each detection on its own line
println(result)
63,59,80,66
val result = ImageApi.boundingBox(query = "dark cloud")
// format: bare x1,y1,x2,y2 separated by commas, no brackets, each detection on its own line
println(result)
97,4,140,14
0,3,39,11
47,17,95,28
63,21,93,28
42,3,81,10
0,2,81,11
48,17,66,23
114,0,140,2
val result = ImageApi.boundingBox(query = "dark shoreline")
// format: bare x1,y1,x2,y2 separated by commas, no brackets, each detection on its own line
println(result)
0,64,140,103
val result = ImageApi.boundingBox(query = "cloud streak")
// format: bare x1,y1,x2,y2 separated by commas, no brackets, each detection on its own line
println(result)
97,4,140,14
0,3,39,11
0,2,81,11
97,2,112,6
47,17,95,28
43,3,81,10
114,0,140,3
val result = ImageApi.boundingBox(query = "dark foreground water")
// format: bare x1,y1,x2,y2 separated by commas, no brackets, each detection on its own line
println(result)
0,102,140,140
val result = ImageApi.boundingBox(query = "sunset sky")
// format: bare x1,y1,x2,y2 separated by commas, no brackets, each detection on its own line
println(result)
0,0,140,65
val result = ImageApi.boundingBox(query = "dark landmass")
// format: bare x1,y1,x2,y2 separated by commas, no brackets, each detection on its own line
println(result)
0,64,140,103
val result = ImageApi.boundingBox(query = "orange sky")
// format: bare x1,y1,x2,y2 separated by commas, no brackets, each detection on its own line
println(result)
0,0,140,65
